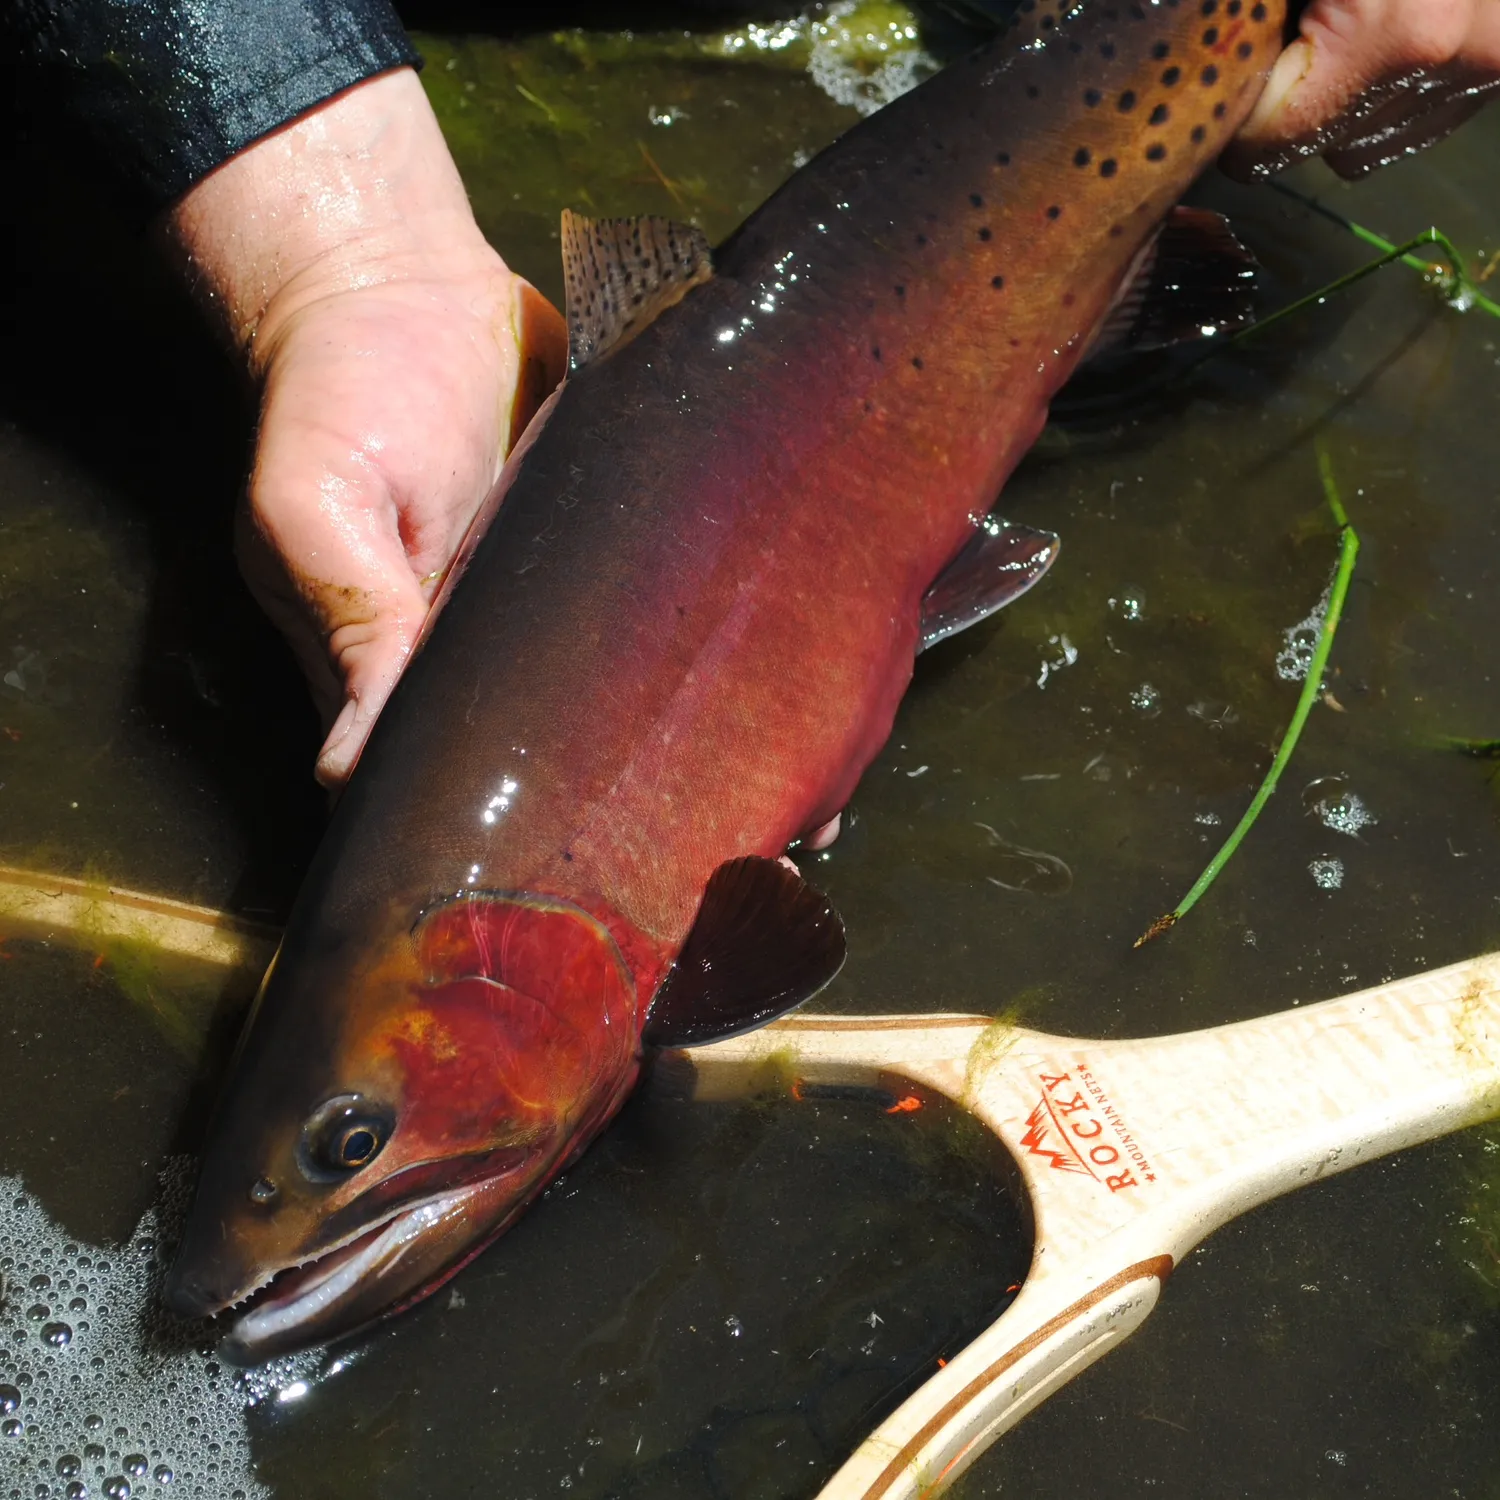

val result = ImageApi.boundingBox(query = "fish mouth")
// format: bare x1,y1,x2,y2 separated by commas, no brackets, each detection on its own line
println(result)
210,1144,552,1367
218,1182,493,1366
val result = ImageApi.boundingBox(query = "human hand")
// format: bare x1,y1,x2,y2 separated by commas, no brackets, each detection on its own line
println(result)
169,68,566,787
1224,0,1500,178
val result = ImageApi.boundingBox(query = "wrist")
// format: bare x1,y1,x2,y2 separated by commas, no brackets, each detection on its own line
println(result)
166,68,500,376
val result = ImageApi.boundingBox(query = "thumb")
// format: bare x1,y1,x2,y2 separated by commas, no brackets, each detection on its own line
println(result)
1222,0,1476,176
238,461,431,790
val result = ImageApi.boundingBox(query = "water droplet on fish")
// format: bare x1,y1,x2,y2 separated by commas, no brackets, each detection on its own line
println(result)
41,1321,72,1347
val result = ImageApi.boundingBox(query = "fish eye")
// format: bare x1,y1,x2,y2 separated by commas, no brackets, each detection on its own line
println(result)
298,1095,394,1182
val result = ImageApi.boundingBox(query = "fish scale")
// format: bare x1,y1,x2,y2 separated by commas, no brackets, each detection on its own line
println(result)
166,0,1286,1362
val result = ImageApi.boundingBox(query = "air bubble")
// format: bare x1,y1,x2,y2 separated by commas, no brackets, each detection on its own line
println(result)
56,1457,81,1478
102,1480,131,1499
1129,683,1161,716
65,1485,86,1500
151,1468,172,1486
83,1418,101,1433
83,1444,105,1462
1309,858,1344,890
40,1324,72,1349
2,1417,23,1437
0,1386,19,1414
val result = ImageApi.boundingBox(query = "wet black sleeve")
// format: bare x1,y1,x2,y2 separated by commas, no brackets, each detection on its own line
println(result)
7,0,421,215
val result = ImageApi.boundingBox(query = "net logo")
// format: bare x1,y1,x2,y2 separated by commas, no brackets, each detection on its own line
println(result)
1018,1066,1157,1193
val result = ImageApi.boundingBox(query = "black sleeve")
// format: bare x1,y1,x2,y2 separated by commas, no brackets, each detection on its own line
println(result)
7,0,421,216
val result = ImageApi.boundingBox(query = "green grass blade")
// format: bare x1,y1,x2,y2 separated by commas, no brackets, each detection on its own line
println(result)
1135,450,1360,947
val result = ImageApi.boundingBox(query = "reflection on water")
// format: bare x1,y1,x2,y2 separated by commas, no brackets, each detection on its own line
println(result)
2,2,1500,1496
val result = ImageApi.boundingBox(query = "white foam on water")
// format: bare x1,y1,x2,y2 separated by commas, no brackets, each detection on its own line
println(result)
1275,584,1332,683
0,1164,340,1499
719,3,937,116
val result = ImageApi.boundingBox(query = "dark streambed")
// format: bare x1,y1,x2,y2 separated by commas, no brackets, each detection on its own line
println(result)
3,4,1500,1496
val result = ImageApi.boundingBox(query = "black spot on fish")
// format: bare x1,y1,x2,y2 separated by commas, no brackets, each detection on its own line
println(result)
1068,39,1083,52
1162,65,1181,85
916,233,928,246
1146,143,1167,161
1150,103,1170,124
1118,89,1137,111
991,275,1006,289
1227,0,1242,12
1042,13,1056,26
1084,88,1102,106
970,192,984,207
563,851,574,862
1152,40,1171,57
1046,205,1062,220
1130,3,1147,18
1109,224,1124,237
1203,25,1218,42
1027,84,1040,98
1099,158,1118,177
872,346,882,361
1251,1,1267,16
997,151,1012,165
1201,0,1217,12
1213,100,1228,117
1237,40,1254,57
895,284,906,297
912,356,925,370
1191,123,1207,142
1201,64,1219,84
1074,146,1092,166
1100,41,1117,58
978,227,992,241
864,400,874,413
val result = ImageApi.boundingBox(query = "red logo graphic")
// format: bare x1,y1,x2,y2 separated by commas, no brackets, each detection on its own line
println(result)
1017,1068,1157,1193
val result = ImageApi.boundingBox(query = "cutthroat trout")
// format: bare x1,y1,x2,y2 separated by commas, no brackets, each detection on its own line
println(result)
166,0,1284,1360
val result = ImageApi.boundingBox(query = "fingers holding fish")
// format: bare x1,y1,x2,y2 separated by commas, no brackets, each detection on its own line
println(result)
167,69,567,788
241,270,547,788
1223,0,1500,177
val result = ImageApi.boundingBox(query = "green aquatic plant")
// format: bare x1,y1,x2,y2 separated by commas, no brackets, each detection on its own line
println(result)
1257,181,1500,324
1136,447,1359,946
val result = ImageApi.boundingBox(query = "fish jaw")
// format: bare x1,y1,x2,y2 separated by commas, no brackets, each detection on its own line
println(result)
166,891,649,1359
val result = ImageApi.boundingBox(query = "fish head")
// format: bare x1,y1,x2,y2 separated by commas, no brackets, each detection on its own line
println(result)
165,890,643,1363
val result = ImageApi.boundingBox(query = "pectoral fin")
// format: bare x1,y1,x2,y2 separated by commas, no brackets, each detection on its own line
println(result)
919,520,1060,651
1091,206,1258,355
642,856,846,1047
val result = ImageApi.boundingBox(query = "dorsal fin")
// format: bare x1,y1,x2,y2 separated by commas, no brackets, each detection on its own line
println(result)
561,210,715,371
642,856,846,1047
